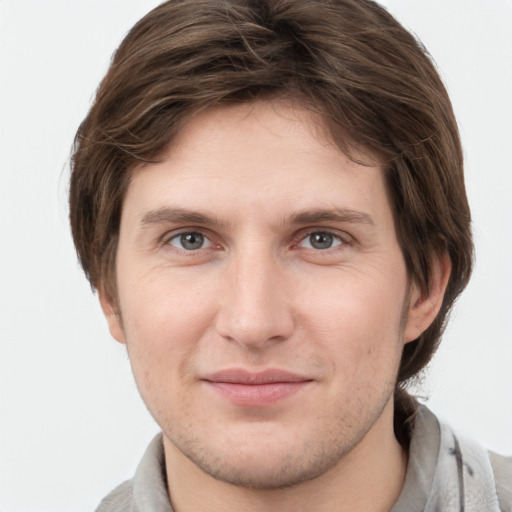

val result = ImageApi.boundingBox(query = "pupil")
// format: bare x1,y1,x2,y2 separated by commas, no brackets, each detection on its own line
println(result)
310,232,333,249
181,233,203,250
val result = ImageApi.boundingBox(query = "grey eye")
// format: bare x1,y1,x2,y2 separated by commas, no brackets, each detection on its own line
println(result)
170,232,207,250
297,231,343,250
309,232,335,250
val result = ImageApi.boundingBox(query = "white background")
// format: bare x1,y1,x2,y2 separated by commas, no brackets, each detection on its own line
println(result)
0,1,511,510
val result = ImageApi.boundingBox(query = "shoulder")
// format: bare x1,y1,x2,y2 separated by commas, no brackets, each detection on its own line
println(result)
95,480,134,512
94,433,170,512
489,451,512,512
401,405,510,512
430,406,512,512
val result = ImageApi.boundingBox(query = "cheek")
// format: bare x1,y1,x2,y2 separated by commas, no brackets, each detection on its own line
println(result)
117,267,219,390
118,257,217,336
122,292,207,423
298,266,407,366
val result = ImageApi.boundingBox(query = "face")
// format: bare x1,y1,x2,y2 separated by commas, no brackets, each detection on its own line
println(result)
104,101,429,489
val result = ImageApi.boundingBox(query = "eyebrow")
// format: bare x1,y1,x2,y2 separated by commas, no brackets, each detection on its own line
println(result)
289,208,375,227
140,207,229,228
140,206,374,229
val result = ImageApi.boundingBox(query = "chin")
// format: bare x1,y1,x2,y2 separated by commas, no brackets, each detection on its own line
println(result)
167,423,360,490
192,450,344,490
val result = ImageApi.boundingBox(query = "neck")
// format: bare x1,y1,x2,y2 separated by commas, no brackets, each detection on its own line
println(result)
163,400,408,512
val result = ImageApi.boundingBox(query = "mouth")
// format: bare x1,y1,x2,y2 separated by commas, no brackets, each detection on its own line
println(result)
201,369,313,406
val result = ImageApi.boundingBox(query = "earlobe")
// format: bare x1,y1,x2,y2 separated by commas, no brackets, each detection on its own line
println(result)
404,252,452,343
98,289,127,345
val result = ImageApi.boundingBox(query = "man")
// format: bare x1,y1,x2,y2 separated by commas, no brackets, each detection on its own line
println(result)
69,0,511,510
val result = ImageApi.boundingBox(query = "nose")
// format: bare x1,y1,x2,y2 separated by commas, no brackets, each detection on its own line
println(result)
215,247,295,350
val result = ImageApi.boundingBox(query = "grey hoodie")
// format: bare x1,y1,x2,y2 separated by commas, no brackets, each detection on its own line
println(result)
96,405,511,512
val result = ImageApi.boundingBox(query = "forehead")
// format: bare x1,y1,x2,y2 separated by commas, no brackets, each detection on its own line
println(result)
123,100,391,227
163,100,379,171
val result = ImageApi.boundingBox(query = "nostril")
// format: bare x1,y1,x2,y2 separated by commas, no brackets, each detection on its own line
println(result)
214,304,294,349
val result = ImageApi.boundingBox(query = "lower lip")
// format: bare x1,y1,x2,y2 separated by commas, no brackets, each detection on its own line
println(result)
205,381,310,406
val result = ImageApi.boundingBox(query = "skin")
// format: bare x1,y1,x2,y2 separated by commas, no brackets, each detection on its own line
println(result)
101,100,450,512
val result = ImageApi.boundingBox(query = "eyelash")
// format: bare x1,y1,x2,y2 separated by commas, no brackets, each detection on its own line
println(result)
294,229,351,251
162,230,215,252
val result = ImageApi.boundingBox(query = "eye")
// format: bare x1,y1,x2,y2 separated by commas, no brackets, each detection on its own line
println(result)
168,232,212,251
298,231,344,250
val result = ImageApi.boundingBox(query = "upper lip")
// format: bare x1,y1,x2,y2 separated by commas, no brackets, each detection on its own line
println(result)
202,369,312,385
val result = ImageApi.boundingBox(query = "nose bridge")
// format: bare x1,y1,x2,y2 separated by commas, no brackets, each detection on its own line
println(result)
216,241,293,348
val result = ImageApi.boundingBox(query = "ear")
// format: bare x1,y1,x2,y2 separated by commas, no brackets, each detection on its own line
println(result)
404,252,452,343
98,288,127,345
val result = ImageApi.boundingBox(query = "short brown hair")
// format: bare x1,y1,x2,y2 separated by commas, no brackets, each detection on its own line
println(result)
69,0,473,427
